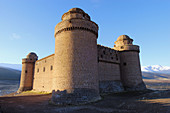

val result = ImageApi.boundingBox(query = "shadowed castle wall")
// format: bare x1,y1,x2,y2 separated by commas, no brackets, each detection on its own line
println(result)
98,45,120,81
33,54,54,92
97,45,124,93
119,51,145,90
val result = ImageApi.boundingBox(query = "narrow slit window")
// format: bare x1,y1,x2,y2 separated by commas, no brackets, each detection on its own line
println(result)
43,67,45,72
51,65,53,70
103,51,105,54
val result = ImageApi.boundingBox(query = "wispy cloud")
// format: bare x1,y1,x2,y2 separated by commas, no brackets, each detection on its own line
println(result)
10,33,21,40
90,0,101,8
90,0,100,3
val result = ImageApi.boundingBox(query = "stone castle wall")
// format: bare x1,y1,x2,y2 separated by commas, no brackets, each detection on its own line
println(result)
18,59,35,91
97,45,124,93
53,31,99,92
97,45,120,81
33,54,54,92
31,45,124,93
119,51,145,90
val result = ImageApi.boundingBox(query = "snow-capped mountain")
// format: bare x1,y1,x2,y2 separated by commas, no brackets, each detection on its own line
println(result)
0,63,22,71
141,65,170,74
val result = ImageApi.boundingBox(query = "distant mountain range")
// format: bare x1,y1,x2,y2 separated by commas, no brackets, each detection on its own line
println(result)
141,65,170,74
0,63,22,71
0,63,169,81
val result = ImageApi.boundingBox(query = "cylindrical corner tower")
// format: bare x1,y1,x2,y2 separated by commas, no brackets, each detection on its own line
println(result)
52,8,100,105
18,52,38,92
114,35,146,91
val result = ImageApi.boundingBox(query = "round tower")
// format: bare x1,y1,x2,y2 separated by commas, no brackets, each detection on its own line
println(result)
52,8,100,105
18,52,38,92
114,35,146,91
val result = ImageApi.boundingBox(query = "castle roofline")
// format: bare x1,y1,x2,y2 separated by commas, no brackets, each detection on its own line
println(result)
36,54,54,62
116,35,133,41
61,8,90,21
97,44,116,51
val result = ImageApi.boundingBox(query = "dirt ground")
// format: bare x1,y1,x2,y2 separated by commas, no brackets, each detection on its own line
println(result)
0,90,170,113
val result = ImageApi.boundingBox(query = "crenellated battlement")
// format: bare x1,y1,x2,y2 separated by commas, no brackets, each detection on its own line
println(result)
114,45,140,52
55,18,98,37
55,8,98,38
22,58,37,64
55,26,98,37
97,44,120,64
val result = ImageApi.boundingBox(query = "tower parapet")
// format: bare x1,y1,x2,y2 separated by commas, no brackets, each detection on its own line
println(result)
18,52,38,92
114,35,139,52
114,35,146,91
52,8,100,105
54,8,98,38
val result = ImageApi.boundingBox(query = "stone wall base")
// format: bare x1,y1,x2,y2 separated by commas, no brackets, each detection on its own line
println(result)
17,87,32,93
99,80,124,94
124,82,147,91
51,88,101,105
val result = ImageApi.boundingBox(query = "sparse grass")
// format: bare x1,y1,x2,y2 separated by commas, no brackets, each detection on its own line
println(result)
144,79,170,90
22,90,51,94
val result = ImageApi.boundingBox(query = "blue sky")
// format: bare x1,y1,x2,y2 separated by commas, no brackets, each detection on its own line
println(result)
0,0,170,66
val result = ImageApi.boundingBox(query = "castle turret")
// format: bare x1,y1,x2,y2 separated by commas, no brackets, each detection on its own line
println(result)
18,52,38,92
114,35,146,91
52,8,100,105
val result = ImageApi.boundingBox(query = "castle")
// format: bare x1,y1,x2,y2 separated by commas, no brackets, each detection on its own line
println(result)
18,8,146,105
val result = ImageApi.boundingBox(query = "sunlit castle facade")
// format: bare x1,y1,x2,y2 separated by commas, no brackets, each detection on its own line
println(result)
18,8,146,105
